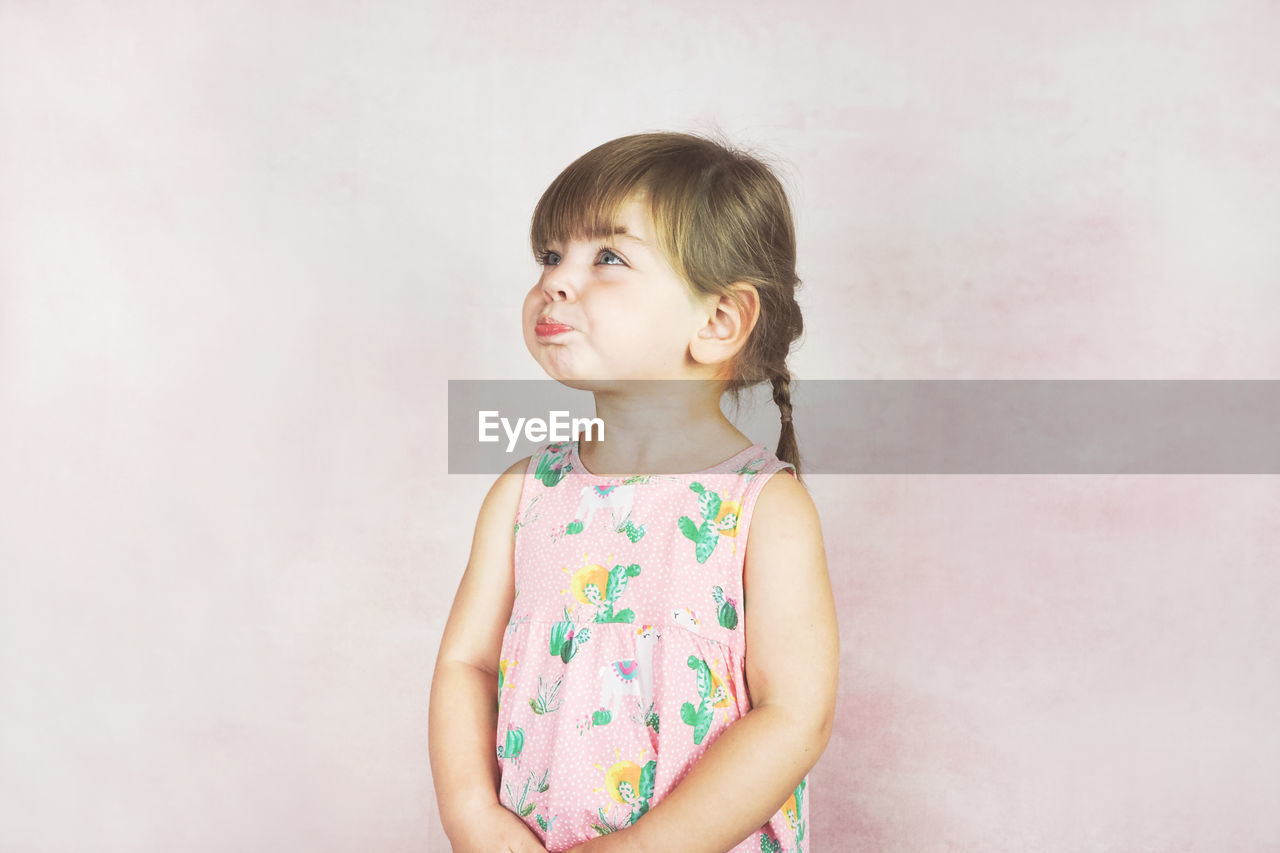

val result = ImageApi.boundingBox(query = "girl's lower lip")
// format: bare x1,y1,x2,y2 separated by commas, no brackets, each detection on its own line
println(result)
535,323,573,337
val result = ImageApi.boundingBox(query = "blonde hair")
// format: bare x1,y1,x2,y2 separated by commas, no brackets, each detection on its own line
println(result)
530,130,806,478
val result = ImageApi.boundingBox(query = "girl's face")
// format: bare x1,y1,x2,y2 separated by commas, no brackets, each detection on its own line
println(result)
523,196,710,384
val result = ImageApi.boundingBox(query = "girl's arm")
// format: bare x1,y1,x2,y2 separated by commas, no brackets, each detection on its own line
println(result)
565,471,839,853
429,456,548,853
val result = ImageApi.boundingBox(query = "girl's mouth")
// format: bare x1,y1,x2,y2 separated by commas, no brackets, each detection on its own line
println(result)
535,322,573,338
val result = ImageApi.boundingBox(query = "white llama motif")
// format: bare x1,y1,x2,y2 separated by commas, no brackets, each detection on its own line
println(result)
574,482,636,532
596,625,661,717
672,607,700,635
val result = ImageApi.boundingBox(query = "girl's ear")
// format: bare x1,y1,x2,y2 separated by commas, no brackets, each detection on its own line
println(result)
690,283,760,366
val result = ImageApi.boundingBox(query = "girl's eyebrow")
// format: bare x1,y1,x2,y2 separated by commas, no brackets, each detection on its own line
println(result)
610,227,648,246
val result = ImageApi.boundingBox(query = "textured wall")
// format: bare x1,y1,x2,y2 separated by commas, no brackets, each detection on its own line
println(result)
1,1,1277,850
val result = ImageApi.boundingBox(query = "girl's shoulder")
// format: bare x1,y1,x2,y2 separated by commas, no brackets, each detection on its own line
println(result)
481,453,535,529
753,461,813,521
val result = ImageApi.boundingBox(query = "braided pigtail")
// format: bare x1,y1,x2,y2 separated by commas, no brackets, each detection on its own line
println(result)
771,368,802,480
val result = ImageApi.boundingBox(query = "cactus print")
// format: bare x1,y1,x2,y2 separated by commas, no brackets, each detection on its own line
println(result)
496,440,805,852
712,585,739,630
568,559,642,623
593,757,657,833
679,654,733,745
677,482,741,563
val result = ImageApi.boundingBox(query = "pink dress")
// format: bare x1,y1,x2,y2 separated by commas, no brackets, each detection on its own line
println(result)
496,439,808,852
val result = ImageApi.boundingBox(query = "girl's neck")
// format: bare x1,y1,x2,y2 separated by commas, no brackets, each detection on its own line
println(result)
577,386,751,475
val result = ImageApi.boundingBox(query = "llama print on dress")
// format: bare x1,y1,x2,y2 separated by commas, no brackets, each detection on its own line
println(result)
557,482,647,543
672,607,701,635
586,625,661,727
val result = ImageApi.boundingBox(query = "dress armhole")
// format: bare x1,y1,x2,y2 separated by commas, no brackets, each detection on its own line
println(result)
727,458,797,584
513,443,551,532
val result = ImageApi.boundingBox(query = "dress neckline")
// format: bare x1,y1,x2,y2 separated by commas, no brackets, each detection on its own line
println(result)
568,438,763,481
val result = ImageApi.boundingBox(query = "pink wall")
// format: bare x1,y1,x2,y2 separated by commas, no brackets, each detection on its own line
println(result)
2,1,1277,850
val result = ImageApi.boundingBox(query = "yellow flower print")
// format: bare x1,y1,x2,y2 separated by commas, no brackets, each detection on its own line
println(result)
605,760,644,804
593,750,658,832
708,661,733,723
498,658,517,692
782,788,800,831
714,500,741,537
570,562,610,605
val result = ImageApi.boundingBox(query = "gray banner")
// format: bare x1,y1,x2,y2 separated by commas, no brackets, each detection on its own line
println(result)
448,380,1280,474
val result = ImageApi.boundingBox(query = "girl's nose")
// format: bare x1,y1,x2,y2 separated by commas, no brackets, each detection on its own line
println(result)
541,263,580,302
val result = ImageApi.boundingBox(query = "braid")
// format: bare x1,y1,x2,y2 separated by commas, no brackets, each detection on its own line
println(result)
770,369,803,481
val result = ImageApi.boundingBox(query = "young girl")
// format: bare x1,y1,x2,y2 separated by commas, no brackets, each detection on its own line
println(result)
429,131,838,853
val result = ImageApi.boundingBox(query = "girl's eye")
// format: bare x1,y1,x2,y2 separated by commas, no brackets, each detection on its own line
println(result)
534,247,626,267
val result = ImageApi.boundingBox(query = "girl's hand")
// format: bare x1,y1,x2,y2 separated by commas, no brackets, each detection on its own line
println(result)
448,801,548,853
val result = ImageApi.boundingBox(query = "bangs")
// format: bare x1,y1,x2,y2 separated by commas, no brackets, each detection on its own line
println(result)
530,170,641,251
528,133,726,280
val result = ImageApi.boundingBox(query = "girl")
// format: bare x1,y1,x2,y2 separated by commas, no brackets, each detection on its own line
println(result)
429,131,838,853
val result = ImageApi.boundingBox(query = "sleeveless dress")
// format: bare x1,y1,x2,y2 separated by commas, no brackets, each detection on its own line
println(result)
496,439,809,852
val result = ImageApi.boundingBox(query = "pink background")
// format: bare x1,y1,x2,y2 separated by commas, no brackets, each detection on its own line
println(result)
2,1,1278,850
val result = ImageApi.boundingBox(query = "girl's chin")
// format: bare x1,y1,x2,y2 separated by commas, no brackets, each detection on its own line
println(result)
539,347,574,376
538,360,616,390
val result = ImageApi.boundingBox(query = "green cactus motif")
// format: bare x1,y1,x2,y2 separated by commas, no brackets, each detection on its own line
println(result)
496,725,525,763
760,777,805,853
617,515,646,542
595,562,642,623
502,767,551,822
628,759,657,824
505,610,528,638
535,446,572,487
677,482,733,563
513,495,541,536
589,760,657,836
791,778,807,846
712,585,739,629
567,561,642,623
630,699,660,734
528,674,564,715
548,608,591,662
589,806,625,836
679,655,729,745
